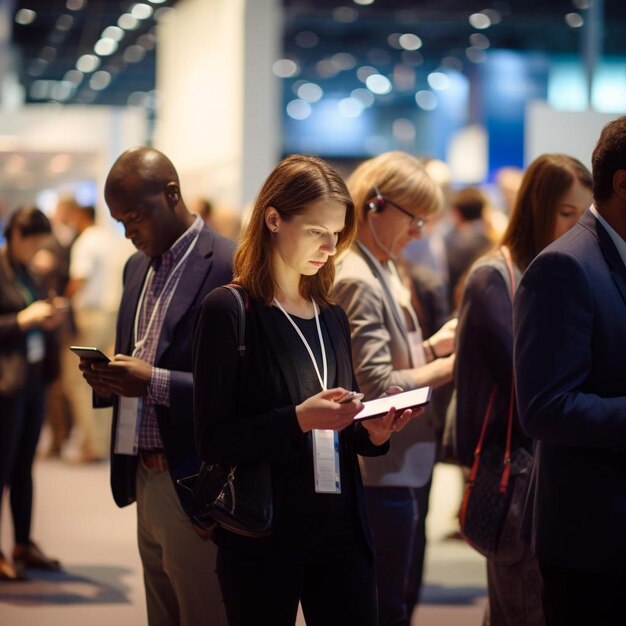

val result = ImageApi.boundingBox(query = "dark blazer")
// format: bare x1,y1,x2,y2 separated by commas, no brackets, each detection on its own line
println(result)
514,209,626,574
192,287,389,554
107,225,234,517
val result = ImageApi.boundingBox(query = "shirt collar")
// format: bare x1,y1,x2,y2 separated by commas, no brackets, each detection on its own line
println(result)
590,205,626,269
151,215,203,272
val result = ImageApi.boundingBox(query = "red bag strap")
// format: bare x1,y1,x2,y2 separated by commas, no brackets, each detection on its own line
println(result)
467,246,518,494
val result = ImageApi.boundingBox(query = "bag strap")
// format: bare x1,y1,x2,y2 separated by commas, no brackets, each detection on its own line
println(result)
223,283,247,361
467,246,518,494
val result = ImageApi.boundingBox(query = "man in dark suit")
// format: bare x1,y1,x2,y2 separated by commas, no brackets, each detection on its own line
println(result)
80,147,233,626
514,117,626,625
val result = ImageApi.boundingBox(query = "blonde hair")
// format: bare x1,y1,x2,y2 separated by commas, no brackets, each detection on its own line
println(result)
347,151,443,222
234,154,356,306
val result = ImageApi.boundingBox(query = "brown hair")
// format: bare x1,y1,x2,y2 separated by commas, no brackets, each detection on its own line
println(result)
347,151,443,223
234,154,356,306
501,153,592,271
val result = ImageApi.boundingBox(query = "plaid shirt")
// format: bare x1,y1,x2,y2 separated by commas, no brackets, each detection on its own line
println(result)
134,216,203,450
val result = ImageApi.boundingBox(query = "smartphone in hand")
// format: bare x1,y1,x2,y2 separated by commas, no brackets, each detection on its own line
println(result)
69,346,110,363
337,391,365,404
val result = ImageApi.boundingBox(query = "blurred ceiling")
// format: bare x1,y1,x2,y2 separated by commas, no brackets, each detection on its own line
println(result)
6,0,626,109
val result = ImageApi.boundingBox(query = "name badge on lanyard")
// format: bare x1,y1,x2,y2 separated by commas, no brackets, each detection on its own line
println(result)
273,297,341,494
115,396,142,455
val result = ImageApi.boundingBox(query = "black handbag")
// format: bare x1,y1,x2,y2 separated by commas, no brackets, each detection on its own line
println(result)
181,284,273,537
459,247,532,563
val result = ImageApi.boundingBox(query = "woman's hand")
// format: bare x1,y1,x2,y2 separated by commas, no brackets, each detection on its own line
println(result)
426,317,457,359
296,387,363,433
362,385,424,446
17,300,64,331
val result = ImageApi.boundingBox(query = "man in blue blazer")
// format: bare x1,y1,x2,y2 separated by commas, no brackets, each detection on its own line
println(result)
514,117,626,625
80,148,234,626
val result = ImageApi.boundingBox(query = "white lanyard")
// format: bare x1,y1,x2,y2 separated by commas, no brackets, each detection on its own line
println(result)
133,232,200,354
273,297,327,390
274,296,340,494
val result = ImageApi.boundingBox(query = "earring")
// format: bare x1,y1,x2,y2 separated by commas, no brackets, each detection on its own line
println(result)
272,227,278,233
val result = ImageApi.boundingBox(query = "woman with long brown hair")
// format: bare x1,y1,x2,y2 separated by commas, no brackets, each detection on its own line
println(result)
193,154,419,626
454,153,593,625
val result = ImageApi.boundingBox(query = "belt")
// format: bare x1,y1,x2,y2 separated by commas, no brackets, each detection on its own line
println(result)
140,449,168,471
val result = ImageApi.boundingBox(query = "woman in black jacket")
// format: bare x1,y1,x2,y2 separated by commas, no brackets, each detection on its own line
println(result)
193,155,419,626
0,206,66,580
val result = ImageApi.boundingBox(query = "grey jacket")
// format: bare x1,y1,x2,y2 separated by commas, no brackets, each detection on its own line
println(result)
333,244,435,487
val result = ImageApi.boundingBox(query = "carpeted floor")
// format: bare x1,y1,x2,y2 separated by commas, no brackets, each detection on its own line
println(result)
0,460,486,625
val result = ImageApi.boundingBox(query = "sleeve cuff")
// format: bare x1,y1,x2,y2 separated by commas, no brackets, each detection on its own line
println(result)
148,367,170,407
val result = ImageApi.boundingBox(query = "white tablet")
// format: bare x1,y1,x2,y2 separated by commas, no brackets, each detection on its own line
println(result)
353,386,432,421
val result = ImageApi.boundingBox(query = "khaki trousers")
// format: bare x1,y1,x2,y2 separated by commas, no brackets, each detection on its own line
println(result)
136,459,227,626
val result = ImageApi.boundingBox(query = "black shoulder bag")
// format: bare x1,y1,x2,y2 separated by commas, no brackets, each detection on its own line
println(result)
181,284,273,537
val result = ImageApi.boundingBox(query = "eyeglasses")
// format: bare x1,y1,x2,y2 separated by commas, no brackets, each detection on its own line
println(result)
385,198,426,230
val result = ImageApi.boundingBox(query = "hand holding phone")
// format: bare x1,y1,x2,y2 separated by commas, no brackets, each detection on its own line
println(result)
336,391,364,404
69,346,111,362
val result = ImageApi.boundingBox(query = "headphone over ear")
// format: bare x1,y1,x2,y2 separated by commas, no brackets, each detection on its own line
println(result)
367,186,386,214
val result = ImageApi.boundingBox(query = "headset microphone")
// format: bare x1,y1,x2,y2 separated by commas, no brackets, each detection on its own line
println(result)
367,186,386,214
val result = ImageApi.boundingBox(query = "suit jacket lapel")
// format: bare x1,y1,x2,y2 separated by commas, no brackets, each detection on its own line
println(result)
155,226,215,364
582,209,626,309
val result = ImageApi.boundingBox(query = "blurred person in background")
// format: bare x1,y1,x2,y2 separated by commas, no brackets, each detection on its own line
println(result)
453,154,592,625
333,151,456,626
445,186,496,310
79,147,234,626
61,204,133,463
0,206,67,580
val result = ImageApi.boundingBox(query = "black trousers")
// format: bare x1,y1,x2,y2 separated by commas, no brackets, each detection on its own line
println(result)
216,510,377,626
539,559,626,626
0,363,45,545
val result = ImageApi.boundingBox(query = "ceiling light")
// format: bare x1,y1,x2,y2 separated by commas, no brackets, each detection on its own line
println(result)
428,72,450,91
15,9,36,25
102,26,124,42
66,0,86,9
131,3,153,20
76,54,100,73
55,14,74,30
470,33,490,49
351,88,375,107
357,66,377,82
297,82,323,103
387,34,402,50
90,70,111,91
118,13,140,30
124,45,146,63
94,38,118,56
286,100,311,120
466,47,487,63
565,12,584,28
354,0,374,5
331,52,357,71
469,13,491,29
64,69,84,85
398,34,422,51
365,74,392,95
272,59,299,78
149,0,167,3
415,90,438,111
